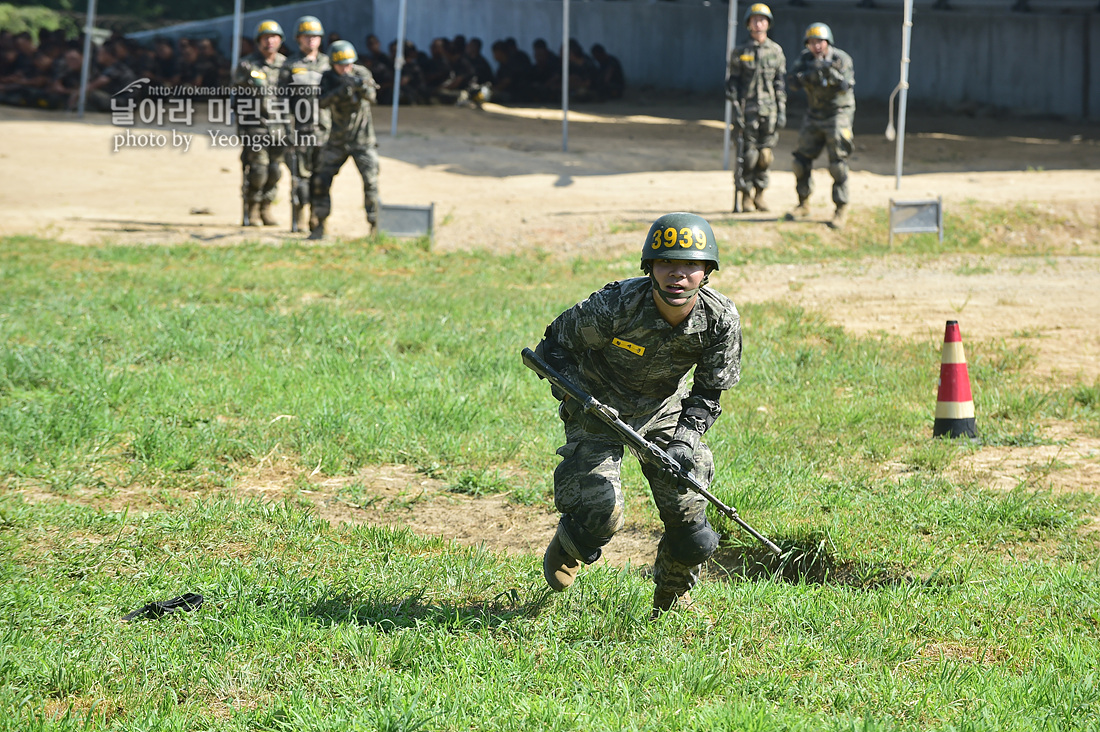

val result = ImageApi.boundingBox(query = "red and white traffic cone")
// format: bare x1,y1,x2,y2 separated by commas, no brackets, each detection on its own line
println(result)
933,320,977,439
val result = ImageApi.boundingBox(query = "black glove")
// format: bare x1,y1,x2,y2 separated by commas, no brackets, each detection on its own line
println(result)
666,440,695,473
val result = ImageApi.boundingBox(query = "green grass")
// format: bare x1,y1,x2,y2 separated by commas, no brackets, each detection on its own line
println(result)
2,222,1099,731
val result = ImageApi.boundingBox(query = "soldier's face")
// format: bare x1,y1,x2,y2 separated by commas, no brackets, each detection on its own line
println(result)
807,38,829,59
258,33,281,57
748,15,770,39
651,259,706,305
298,35,321,55
333,62,352,75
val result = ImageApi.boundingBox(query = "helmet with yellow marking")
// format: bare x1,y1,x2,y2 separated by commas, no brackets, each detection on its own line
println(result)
804,22,834,46
329,40,358,65
640,212,720,274
744,3,774,27
295,16,324,38
254,19,284,41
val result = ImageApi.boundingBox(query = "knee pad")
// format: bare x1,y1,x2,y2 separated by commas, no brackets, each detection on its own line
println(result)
742,147,759,173
791,154,812,181
757,148,773,171
664,517,720,566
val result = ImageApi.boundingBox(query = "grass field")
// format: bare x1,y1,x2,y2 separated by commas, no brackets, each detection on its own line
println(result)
2,204,1099,731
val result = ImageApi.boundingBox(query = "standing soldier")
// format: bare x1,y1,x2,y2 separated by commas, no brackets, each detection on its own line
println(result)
308,41,380,240
233,19,288,227
786,22,856,229
536,212,742,619
281,15,331,232
726,3,786,213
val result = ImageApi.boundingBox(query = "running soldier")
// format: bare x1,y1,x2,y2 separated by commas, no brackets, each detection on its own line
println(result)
233,19,288,227
280,15,331,232
726,3,786,213
786,22,856,229
308,41,380,240
536,212,742,619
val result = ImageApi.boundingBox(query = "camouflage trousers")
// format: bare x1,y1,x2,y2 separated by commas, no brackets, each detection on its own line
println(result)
309,143,380,225
241,144,286,204
286,142,323,213
792,110,854,207
553,398,715,596
737,112,779,192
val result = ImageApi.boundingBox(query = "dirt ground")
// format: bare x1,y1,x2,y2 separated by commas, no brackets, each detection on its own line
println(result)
2,94,1098,572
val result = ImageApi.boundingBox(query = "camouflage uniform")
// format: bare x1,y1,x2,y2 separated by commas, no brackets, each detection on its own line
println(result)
311,63,380,231
280,50,331,225
788,46,856,208
726,36,786,197
538,277,742,597
232,49,287,208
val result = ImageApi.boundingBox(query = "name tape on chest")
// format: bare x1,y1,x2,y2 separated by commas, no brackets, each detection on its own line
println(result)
612,338,645,356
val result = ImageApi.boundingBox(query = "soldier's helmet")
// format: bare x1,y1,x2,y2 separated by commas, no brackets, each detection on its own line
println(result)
254,19,284,41
804,22,834,46
640,212,720,273
744,3,774,27
329,40,358,66
295,16,324,38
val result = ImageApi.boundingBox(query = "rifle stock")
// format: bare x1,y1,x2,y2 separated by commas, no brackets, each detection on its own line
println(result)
522,347,781,556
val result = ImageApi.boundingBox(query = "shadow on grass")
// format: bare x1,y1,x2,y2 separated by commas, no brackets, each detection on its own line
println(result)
302,586,557,631
708,533,952,590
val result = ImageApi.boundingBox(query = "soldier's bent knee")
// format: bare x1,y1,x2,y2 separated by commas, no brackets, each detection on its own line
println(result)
758,148,774,171
792,154,812,180
665,517,720,565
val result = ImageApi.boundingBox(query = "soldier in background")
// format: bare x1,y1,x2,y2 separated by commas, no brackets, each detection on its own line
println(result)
786,22,856,229
308,40,380,240
280,15,331,232
726,3,786,213
233,19,287,227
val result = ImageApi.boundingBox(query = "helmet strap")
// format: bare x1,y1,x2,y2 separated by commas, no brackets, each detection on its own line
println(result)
649,271,701,307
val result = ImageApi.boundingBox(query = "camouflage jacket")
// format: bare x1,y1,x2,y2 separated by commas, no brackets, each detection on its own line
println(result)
231,50,286,133
280,51,332,142
788,46,855,118
319,64,377,148
539,277,742,424
726,36,787,119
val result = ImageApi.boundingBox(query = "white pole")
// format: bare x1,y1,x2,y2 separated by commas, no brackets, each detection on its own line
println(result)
722,1,738,170
391,0,408,136
230,0,243,72
76,0,98,118
894,0,913,189
562,0,570,152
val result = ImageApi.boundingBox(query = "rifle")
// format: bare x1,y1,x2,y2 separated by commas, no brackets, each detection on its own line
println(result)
287,147,302,233
731,100,750,213
522,347,782,556
241,158,251,227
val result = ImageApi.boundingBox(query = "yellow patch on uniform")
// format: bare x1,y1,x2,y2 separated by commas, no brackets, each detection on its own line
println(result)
291,66,307,75
740,54,754,63
612,338,645,356
250,69,266,80
840,127,853,140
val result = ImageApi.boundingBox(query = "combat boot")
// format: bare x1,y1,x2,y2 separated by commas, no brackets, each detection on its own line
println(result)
543,526,580,592
830,204,848,230
651,588,693,620
244,202,260,227
259,203,278,227
752,187,769,212
789,198,810,220
307,219,325,241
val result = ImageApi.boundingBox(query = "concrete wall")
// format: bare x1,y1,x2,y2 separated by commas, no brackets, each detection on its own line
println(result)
131,0,1099,119
128,0,372,60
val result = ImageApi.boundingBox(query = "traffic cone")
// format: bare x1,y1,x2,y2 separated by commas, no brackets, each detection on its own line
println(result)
933,320,977,438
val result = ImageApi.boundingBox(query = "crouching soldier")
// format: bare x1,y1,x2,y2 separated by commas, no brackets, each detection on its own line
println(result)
536,212,742,618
